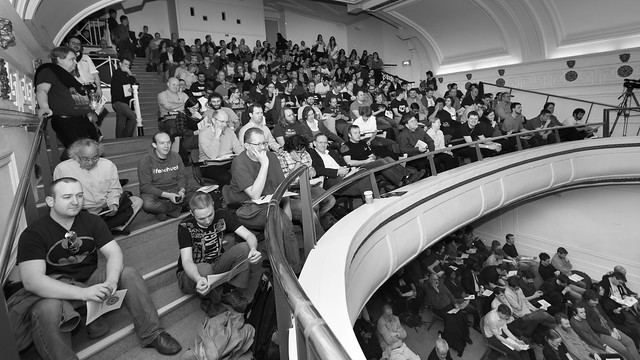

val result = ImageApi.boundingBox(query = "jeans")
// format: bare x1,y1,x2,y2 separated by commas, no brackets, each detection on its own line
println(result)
30,266,163,360
141,189,194,218
177,242,251,305
51,115,99,148
112,101,137,138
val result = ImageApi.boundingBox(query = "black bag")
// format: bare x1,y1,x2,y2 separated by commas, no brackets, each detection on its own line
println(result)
244,271,277,360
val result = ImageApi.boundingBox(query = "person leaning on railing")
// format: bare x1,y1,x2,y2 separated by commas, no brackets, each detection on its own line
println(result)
35,46,100,158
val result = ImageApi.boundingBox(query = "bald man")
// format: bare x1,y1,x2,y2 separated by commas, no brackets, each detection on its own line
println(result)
198,110,243,185
158,77,188,118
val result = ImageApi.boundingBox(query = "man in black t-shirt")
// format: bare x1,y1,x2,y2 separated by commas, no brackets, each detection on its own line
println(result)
177,192,261,316
340,125,421,188
9,177,181,357
389,91,409,128
189,72,214,99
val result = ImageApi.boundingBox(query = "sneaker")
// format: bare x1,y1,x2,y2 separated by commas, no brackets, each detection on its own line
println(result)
403,169,426,185
202,301,227,318
86,317,109,338
155,213,167,221
221,289,249,313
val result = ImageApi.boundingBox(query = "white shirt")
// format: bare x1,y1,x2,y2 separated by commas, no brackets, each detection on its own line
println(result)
75,54,98,85
426,128,446,150
53,158,121,213
315,83,331,95
353,116,378,137
315,149,340,169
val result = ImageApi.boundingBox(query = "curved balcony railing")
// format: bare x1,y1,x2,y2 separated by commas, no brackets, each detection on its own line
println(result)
265,121,609,359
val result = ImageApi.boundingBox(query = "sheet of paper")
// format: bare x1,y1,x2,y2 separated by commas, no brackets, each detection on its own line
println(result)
507,270,518,277
97,207,111,216
123,85,132,97
447,307,459,314
464,295,475,300
519,256,536,261
309,177,323,186
611,295,638,307
216,153,237,161
415,140,428,149
197,184,219,193
86,289,127,325
480,289,493,297
503,259,516,264
198,96,209,109
252,191,298,204
537,299,551,310
449,266,458,271
460,254,469,259
466,248,477,254
344,167,360,179
568,274,584,282
207,259,248,289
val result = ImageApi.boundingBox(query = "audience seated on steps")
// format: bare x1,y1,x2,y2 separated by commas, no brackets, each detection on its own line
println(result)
176,192,261,318
237,104,282,153
53,138,142,236
204,92,241,130
157,77,188,139
225,127,302,273
6,177,182,359
137,132,196,221
376,303,421,360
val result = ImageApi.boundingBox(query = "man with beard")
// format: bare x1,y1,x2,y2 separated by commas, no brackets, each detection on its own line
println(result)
203,93,239,130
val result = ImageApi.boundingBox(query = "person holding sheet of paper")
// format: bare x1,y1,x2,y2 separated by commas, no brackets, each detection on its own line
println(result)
7,177,182,358
397,113,435,173
504,277,557,335
110,56,138,138
198,110,243,186
552,247,592,291
177,192,261,317
483,304,529,360
599,272,640,346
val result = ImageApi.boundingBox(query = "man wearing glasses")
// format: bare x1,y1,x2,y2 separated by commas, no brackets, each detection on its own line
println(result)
53,138,142,235
198,111,243,186
7,177,182,358
226,127,301,272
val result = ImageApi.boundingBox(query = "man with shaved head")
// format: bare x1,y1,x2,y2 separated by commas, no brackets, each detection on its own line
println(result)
6,177,181,358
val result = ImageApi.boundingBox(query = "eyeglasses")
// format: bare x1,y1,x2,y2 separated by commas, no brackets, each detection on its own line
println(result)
78,155,100,162
247,141,268,147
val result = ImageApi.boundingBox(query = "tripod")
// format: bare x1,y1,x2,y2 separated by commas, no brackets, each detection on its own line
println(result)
610,87,640,136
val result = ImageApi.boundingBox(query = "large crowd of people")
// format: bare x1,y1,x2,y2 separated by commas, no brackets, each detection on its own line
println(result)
359,227,640,359
11,12,607,360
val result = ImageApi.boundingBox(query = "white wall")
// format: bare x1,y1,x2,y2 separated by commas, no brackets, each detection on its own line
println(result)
346,16,423,83
172,0,265,46
474,185,640,291
119,0,172,39
283,11,347,52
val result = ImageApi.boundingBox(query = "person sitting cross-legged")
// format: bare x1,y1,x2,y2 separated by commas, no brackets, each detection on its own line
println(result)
177,192,261,317
138,132,195,221
53,138,142,236
6,177,181,358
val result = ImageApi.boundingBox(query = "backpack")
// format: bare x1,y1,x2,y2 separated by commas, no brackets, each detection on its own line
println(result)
182,311,254,360
244,271,277,360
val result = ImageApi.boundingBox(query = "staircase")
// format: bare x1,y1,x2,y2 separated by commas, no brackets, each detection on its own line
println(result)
23,60,256,360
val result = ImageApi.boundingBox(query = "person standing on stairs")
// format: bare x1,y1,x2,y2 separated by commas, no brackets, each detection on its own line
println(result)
53,138,142,236
176,192,262,317
7,177,182,359
138,132,195,221
110,57,138,138
35,46,100,159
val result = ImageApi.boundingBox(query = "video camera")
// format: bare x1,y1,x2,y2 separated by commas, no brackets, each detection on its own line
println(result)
623,78,640,90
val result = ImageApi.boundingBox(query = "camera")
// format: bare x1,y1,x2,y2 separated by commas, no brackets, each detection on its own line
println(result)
623,78,640,90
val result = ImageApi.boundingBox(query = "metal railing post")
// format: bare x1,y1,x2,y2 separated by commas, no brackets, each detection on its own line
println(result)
274,263,292,360
515,135,523,151
428,154,437,176
369,172,380,198
603,109,610,137
554,128,562,143
474,143,483,161
131,84,144,136
298,168,317,257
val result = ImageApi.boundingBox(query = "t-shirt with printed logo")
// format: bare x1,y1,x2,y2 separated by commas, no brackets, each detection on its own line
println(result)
176,209,240,272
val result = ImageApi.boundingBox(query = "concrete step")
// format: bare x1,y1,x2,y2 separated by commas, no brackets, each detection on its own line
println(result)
101,136,154,157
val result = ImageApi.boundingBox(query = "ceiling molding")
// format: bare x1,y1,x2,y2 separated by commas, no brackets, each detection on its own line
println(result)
385,10,441,65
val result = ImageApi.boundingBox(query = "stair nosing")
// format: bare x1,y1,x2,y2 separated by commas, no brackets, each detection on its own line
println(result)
76,294,195,360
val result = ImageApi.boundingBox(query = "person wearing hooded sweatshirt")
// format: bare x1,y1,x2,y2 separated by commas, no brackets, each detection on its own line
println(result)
138,132,194,220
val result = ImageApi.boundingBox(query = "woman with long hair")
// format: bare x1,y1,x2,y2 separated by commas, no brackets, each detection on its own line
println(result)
327,36,339,63
314,34,326,58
